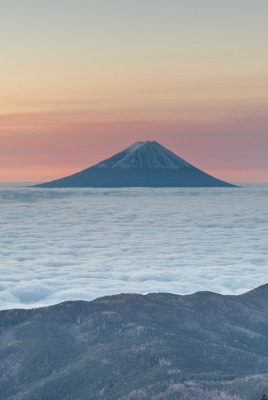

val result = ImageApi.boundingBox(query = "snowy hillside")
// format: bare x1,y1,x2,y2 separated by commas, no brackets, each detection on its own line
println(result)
95,141,192,169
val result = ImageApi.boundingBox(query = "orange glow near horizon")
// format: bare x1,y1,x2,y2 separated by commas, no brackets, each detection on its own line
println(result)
1,1,268,182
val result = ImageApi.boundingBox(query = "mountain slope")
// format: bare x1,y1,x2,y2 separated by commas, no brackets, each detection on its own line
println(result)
34,141,237,187
1,286,268,399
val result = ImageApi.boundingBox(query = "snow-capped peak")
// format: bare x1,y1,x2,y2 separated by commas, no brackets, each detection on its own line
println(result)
95,141,192,170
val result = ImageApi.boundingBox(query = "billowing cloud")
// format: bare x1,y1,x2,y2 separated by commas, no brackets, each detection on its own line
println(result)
0,183,267,310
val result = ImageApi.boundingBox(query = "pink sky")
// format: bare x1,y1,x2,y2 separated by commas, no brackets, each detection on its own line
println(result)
1,1,267,182
1,109,267,182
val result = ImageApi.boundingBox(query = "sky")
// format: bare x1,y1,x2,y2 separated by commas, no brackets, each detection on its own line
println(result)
1,0,267,182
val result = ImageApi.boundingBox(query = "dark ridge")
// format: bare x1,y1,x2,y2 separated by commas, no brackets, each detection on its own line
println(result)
1,286,267,399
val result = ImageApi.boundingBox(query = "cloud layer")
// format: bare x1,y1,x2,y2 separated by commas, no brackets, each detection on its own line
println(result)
0,183,268,310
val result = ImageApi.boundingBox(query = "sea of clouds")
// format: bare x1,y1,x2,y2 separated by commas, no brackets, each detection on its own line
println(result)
0,183,267,310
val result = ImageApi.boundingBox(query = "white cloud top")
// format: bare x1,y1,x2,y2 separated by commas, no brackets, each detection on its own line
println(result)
0,183,267,310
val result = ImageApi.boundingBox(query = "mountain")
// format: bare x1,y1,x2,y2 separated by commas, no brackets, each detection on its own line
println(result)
1,286,268,400
34,141,237,187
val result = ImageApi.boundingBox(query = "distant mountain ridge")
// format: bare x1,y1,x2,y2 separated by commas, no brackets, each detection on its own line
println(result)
1,285,268,400
34,141,237,187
